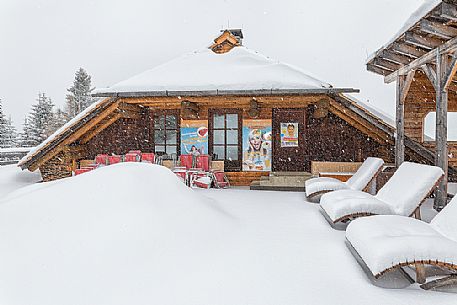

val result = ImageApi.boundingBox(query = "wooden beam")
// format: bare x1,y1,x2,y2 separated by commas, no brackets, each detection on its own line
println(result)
439,2,457,22
373,58,401,71
391,42,427,59
419,19,457,39
415,263,426,284
367,64,391,76
385,34,457,83
80,113,123,144
404,32,445,50
379,50,413,65
434,52,451,210
29,100,120,171
395,71,415,167
421,64,438,89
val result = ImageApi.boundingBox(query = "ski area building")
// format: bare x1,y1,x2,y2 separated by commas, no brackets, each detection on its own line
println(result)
18,29,456,186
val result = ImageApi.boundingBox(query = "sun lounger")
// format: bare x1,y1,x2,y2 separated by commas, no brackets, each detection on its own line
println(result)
320,162,444,226
346,195,457,290
305,157,384,200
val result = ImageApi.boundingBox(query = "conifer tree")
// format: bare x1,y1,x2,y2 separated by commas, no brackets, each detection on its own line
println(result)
28,93,55,145
0,98,8,148
19,116,35,147
66,68,96,118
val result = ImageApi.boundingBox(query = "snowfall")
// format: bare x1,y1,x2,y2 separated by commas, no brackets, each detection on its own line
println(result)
0,163,455,305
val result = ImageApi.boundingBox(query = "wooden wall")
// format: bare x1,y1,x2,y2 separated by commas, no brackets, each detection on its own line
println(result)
405,71,457,142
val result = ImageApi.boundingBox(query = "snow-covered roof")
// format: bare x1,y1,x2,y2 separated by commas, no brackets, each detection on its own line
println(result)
343,94,395,128
94,46,357,96
367,0,441,63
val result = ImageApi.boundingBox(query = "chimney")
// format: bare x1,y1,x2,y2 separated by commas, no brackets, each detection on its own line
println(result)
210,29,244,54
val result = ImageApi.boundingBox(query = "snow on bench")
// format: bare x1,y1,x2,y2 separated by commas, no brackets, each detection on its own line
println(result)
320,162,444,224
346,195,457,287
305,157,384,199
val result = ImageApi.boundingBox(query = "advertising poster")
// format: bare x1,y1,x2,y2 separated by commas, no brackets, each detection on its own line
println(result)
280,122,299,147
181,120,208,155
242,119,272,172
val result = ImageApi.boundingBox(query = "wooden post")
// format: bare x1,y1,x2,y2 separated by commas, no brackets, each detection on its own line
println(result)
415,263,426,284
395,71,414,167
433,52,457,210
395,77,405,167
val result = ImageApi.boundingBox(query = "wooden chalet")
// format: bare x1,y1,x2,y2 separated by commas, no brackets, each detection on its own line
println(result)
367,0,457,209
18,29,447,187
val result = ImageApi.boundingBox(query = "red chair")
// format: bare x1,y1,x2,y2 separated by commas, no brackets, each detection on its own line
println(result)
173,168,187,184
211,171,230,188
141,153,155,163
124,153,139,162
196,155,210,172
180,154,193,170
75,167,93,176
95,154,108,165
108,155,122,165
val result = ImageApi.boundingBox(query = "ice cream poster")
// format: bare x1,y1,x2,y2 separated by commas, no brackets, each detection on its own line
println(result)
180,120,208,155
280,122,299,147
242,120,272,172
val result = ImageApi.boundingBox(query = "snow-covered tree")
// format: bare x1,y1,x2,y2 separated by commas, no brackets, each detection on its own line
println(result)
0,98,8,148
50,107,69,133
19,116,35,147
0,99,18,148
28,93,55,145
66,68,96,118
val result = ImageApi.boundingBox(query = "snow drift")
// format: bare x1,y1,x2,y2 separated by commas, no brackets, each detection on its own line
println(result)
0,163,236,305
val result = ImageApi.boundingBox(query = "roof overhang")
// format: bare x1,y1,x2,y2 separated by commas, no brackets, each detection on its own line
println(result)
366,0,457,83
93,88,360,98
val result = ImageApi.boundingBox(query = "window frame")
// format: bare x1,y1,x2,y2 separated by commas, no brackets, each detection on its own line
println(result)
208,108,242,171
151,109,180,155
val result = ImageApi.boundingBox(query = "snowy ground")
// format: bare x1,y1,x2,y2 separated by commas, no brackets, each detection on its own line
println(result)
0,164,455,305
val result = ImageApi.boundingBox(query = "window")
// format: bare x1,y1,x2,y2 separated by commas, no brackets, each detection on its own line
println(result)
153,111,179,155
423,112,457,141
209,110,241,171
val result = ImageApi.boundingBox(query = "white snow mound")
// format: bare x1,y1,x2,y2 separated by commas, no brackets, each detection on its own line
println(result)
0,162,236,305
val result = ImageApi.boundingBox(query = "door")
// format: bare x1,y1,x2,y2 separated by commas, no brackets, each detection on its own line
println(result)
272,108,306,172
209,109,242,171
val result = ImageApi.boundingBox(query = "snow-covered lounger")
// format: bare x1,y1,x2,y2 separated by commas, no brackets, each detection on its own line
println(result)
320,162,444,225
346,196,457,289
305,157,384,200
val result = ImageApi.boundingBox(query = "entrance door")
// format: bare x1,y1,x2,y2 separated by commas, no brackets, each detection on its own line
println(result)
272,108,306,172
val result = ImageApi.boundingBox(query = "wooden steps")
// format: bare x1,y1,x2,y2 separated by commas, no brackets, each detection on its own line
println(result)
225,172,269,186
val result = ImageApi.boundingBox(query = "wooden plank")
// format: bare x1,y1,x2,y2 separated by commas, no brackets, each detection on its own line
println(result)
404,31,445,50
367,64,391,76
391,42,427,58
419,19,457,39
373,58,401,71
379,50,413,65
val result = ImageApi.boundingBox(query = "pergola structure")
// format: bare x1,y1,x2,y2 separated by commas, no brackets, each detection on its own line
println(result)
367,0,457,210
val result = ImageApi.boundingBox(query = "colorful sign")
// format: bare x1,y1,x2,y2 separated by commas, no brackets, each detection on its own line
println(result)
181,120,208,155
242,119,272,172
280,122,299,147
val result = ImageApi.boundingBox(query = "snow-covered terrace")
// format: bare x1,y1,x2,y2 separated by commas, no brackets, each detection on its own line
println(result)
0,163,456,304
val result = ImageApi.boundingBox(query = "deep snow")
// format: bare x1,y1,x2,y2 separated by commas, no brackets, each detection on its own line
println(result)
0,163,455,305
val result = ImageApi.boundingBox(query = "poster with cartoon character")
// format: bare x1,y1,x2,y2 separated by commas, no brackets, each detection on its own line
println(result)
181,120,208,155
242,120,272,171
280,122,298,147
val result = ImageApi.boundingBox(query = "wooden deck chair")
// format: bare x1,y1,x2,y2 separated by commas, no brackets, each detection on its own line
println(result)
305,157,384,200
345,196,457,290
320,162,444,227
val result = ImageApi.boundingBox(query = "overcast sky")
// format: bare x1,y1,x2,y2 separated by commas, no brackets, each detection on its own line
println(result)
0,0,431,131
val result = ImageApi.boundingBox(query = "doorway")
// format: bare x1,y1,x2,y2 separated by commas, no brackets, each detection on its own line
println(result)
272,108,307,172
